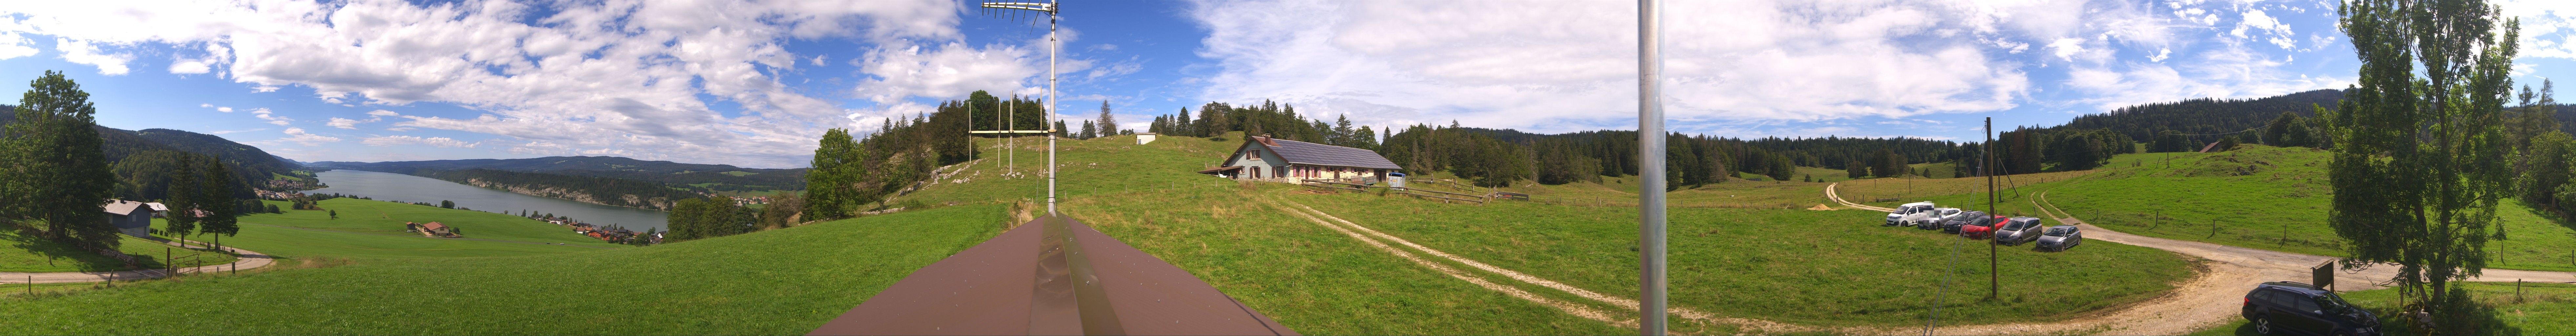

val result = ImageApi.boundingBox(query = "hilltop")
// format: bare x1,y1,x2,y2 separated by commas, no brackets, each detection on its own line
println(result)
2,105,309,188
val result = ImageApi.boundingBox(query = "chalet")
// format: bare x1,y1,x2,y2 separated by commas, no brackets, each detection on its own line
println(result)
102,200,154,238
1198,134,1402,182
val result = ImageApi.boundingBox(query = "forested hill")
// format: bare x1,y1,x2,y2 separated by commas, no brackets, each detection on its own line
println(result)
2055,89,2346,140
411,168,700,210
311,156,805,192
1,104,308,189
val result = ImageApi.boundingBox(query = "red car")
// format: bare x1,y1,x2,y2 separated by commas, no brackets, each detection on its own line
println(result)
1957,215,2005,239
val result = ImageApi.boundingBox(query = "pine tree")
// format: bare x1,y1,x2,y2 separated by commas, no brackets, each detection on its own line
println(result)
1097,100,1118,136
1,71,120,247
166,154,200,241
1080,120,1097,139
197,158,239,240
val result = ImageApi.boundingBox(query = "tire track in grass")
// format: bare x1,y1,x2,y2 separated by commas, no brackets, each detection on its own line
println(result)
1260,201,1637,330
1278,200,1811,334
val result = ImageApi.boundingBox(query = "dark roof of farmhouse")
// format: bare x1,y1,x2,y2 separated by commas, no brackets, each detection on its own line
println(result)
1255,136,1401,170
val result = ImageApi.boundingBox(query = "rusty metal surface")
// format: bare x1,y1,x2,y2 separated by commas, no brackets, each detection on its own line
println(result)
808,219,1042,335
810,216,1294,336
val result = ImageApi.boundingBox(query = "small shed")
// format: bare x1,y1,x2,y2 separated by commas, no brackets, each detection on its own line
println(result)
1136,132,1158,145
102,200,154,238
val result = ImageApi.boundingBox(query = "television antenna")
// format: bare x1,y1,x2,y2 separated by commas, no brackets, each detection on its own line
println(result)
963,0,1061,215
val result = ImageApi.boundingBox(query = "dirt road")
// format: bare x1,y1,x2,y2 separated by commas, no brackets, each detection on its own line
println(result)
1823,183,2576,334
0,239,275,284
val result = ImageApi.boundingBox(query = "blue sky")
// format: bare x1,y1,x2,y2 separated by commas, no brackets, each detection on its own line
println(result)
4,0,2576,168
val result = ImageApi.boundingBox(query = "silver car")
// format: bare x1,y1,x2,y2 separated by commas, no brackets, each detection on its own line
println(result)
2035,225,2083,251
1992,217,2046,246
1915,208,1962,230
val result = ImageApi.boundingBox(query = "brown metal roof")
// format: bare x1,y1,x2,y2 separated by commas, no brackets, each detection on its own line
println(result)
809,216,1295,336
422,222,449,231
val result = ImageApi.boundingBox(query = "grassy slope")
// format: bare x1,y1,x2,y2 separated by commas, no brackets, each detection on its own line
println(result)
2191,282,2576,335
1991,145,2576,272
905,133,1629,334
1286,191,2193,327
172,199,622,260
0,229,237,272
0,204,1012,334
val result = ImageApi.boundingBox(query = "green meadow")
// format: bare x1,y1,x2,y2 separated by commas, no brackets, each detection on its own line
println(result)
1909,145,2576,272
1282,190,2193,328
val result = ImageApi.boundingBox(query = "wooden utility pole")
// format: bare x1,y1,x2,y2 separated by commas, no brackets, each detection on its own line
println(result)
1986,117,1997,299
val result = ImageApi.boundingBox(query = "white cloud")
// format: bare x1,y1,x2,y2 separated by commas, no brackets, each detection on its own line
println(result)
249,108,290,125
1189,1,2032,132
0,33,35,60
325,116,383,129
215,107,233,113
366,110,399,116
277,127,340,145
0,1,980,168
168,59,211,74
53,38,131,75
197,103,211,108
362,135,476,148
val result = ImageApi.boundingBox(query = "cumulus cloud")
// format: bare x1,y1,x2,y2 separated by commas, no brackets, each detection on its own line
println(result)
0,1,986,168
362,135,476,148
1185,0,2341,135
326,116,383,129
276,127,340,145
216,107,233,113
53,38,131,75
1189,1,2033,132
249,108,291,125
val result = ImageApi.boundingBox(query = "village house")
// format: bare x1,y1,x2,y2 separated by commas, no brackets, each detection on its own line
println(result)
1198,134,1402,183
407,221,457,237
102,199,155,238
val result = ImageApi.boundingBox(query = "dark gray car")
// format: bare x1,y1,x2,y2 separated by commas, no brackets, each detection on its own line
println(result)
2034,225,2082,251
1940,210,1988,233
1992,217,2045,246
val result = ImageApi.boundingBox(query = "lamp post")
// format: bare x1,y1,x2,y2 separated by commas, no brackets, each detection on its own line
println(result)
975,1,1061,215
1637,0,1667,334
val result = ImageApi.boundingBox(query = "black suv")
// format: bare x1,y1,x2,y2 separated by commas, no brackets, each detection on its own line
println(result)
2241,282,2380,335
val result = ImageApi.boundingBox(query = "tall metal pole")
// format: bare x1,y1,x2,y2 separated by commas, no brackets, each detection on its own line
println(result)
1636,0,1667,334
1045,0,1059,216
1985,117,1997,299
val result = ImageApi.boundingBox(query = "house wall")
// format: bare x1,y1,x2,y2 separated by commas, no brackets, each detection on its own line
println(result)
107,212,151,238
1225,144,1292,182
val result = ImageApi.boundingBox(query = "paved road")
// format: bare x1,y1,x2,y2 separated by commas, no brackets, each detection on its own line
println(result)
1822,183,2576,335
0,238,275,284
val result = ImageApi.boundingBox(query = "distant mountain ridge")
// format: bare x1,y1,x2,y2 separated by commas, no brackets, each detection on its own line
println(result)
312,156,806,192
2,104,308,189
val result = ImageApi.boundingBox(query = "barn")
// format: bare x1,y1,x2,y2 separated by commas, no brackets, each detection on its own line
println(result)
1198,134,1401,182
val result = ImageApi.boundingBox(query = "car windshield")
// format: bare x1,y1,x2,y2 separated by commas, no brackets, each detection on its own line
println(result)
2044,227,2072,236
2003,220,2030,230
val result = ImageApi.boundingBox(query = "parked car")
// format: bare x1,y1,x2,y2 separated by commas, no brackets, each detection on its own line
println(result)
1915,208,1962,230
1958,215,2005,239
1884,201,1934,226
1993,217,2046,245
2241,282,2380,336
2034,225,2083,251
1941,210,1990,233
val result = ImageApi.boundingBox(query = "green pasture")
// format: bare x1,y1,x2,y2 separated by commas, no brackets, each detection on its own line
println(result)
1283,190,2194,328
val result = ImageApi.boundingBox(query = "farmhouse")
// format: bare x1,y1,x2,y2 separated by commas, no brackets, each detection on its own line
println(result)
409,221,457,237
1198,134,1401,182
102,199,154,238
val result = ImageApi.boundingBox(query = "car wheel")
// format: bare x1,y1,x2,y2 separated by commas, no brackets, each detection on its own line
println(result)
2253,316,2275,335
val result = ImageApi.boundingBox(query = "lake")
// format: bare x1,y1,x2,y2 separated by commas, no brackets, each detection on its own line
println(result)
308,169,670,231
